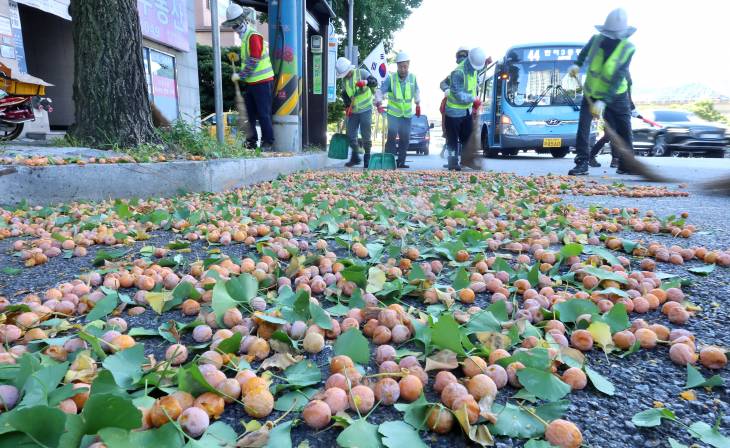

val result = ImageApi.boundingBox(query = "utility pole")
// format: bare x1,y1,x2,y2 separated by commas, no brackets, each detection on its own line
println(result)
347,0,354,60
269,0,302,152
211,0,224,144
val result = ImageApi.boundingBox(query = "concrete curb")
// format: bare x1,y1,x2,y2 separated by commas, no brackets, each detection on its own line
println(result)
1,153,344,205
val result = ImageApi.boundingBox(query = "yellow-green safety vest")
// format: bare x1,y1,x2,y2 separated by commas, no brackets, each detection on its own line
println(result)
446,61,478,110
387,73,416,118
240,29,274,83
583,35,635,100
344,70,373,113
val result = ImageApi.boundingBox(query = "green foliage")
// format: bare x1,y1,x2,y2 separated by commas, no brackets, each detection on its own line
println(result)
394,394,432,430
334,328,371,364
688,421,730,448
631,408,676,427
328,97,347,127
684,364,724,389
337,419,382,448
431,314,466,356
690,100,727,124
330,0,423,54
197,44,238,117
101,344,146,388
584,366,615,395
379,421,427,448
516,367,572,402
489,401,569,438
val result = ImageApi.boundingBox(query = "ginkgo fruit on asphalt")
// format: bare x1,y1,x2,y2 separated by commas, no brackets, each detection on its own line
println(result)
0,170,726,447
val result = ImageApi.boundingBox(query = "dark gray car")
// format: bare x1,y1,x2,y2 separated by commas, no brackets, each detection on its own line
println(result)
407,115,434,155
632,110,728,158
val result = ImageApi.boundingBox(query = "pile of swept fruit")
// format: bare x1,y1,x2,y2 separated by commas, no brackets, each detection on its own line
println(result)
0,170,727,448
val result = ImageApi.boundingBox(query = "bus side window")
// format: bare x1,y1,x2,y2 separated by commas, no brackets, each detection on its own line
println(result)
483,77,493,109
479,71,494,104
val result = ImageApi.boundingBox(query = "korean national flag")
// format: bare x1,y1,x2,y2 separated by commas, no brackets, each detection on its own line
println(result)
362,42,387,86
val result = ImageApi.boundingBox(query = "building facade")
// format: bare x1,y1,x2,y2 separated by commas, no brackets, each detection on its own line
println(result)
0,0,201,139
194,0,268,48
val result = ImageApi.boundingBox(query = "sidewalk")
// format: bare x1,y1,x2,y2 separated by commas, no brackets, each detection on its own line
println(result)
1,143,345,205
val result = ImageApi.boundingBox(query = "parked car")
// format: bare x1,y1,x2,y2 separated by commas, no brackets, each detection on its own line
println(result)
201,111,241,140
632,110,729,158
407,115,433,155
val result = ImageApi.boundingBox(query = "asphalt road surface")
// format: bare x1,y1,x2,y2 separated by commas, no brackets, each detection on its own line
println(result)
398,132,730,186
359,133,730,242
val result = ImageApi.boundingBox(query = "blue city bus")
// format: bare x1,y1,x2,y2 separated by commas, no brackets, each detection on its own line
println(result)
477,42,596,158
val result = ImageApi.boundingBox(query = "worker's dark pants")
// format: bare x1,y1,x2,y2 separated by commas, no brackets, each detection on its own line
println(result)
386,115,411,165
346,110,372,162
244,80,275,147
575,92,633,169
445,112,473,159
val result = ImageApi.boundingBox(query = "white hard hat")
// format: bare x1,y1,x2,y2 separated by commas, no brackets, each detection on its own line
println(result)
395,51,410,63
457,46,470,53
596,8,636,39
223,4,256,26
335,57,354,78
468,47,487,70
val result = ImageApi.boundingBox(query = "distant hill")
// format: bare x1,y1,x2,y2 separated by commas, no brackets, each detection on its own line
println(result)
633,83,730,103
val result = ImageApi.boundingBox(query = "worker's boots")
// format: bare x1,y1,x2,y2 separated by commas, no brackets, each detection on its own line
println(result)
447,156,461,171
345,147,362,167
568,163,589,176
361,143,371,169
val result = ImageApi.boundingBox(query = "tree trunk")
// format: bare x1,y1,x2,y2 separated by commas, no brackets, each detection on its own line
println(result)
69,0,158,148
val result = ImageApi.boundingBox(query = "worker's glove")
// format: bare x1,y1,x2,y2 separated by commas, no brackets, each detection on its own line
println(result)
231,73,241,82
376,103,385,114
355,80,367,88
485,56,493,66
415,105,421,117
568,64,580,78
591,100,605,117
472,98,482,113
345,105,353,117
631,109,639,118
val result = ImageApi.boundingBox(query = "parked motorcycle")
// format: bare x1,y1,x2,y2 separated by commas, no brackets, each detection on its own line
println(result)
0,91,53,141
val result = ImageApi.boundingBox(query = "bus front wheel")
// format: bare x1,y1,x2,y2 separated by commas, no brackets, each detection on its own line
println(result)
550,147,570,158
481,125,489,157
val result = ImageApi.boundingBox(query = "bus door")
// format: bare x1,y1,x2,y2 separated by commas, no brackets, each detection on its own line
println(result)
478,67,495,148
492,65,508,148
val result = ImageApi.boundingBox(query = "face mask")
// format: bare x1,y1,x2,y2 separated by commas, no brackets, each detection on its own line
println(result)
234,22,248,36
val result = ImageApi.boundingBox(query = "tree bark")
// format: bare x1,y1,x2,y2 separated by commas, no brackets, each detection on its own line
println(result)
69,0,158,148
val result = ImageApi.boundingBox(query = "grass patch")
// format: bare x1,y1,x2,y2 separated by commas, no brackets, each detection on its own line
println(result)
50,121,267,162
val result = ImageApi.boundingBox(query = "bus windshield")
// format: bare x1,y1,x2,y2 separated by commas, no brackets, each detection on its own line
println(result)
505,60,582,108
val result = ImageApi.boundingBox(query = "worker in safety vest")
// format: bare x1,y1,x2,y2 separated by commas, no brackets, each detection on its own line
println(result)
375,52,420,169
223,4,275,151
440,47,490,171
336,57,378,167
568,8,637,176
440,46,470,160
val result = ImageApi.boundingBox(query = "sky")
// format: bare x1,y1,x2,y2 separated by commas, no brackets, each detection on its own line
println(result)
387,0,730,116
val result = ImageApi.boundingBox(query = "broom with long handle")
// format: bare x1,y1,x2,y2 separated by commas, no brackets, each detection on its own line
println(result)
150,102,171,129
227,52,254,144
701,174,730,194
564,70,672,182
583,95,673,182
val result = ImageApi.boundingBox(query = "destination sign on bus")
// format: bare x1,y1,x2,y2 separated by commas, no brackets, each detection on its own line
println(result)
523,47,581,62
